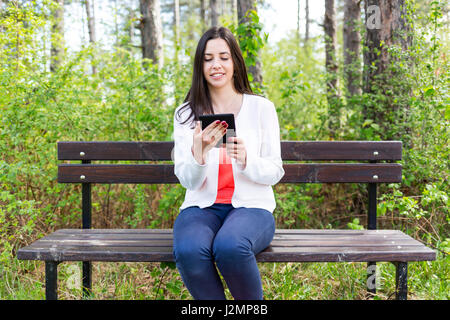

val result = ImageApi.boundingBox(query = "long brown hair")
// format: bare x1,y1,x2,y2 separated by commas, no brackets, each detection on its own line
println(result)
175,26,254,128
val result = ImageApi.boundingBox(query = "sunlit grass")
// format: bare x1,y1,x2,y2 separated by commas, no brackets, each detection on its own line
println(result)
2,254,447,300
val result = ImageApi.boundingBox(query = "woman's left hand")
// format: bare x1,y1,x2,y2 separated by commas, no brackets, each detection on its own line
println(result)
226,137,247,168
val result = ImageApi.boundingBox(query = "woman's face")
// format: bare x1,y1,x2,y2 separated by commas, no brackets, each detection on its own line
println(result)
202,38,235,91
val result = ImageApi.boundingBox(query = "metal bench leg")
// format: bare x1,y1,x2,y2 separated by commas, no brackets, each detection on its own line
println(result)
81,180,93,299
82,261,92,299
395,262,408,300
367,182,377,298
45,261,59,300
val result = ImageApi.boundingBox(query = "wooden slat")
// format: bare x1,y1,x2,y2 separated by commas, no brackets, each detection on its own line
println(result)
49,229,409,240
32,239,422,248
44,233,411,241
57,163,402,184
58,141,173,161
256,247,436,263
16,245,435,263
30,229,426,248
52,228,405,235
57,141,402,161
54,229,175,234
281,141,402,161
281,163,402,183
58,164,179,184
17,229,436,263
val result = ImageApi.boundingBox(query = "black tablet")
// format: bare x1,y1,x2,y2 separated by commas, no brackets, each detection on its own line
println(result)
199,113,236,147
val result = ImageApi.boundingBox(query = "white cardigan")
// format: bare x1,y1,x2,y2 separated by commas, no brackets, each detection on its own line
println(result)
173,93,285,213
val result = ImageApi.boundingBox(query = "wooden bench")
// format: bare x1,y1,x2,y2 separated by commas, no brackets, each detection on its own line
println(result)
17,141,436,300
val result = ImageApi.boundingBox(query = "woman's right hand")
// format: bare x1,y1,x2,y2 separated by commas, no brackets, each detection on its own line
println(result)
192,120,228,165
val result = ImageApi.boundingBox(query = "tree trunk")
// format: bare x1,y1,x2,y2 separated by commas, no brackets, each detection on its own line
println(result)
297,0,301,45
221,0,226,16
50,0,64,73
210,0,218,27
324,0,338,96
305,0,309,46
139,0,164,70
343,0,361,97
364,0,411,93
85,0,97,74
85,0,96,44
363,0,412,141
200,0,206,31
238,0,262,85
231,0,237,27
0,1,3,34
237,0,254,25
113,0,119,46
128,6,135,48
324,0,340,137
174,0,180,53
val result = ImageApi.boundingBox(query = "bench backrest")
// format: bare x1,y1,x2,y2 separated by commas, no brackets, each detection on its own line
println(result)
57,141,402,229
58,141,402,184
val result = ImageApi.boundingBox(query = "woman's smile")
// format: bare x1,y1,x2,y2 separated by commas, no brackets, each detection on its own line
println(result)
210,72,225,80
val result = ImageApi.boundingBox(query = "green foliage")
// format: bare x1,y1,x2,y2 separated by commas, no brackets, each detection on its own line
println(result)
0,0,448,300
226,9,268,93
233,10,268,70
347,218,364,230
378,182,449,244
261,33,327,141
0,0,184,298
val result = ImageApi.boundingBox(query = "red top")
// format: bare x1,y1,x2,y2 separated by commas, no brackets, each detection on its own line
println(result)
215,147,235,203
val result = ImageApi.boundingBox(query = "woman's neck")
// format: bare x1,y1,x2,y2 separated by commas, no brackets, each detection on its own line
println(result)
209,85,241,113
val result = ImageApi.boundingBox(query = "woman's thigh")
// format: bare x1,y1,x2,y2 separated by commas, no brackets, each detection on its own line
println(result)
173,206,223,259
213,207,275,257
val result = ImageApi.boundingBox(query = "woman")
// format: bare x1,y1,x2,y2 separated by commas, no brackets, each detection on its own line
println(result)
172,26,285,300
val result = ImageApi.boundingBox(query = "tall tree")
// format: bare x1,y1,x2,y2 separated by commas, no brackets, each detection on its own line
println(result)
85,0,97,74
304,0,309,46
364,0,411,92
0,0,3,35
127,5,135,48
296,0,301,45
85,0,96,46
200,0,206,31
324,0,340,137
210,0,218,26
221,0,226,15
139,0,164,70
237,0,262,85
363,0,412,140
0,1,3,16
343,0,362,97
231,0,237,27
50,0,64,72
112,0,119,46
174,0,180,52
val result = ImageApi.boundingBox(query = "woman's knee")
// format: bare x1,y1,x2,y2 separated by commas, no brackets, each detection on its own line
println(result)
174,237,212,261
212,234,252,263
173,206,218,264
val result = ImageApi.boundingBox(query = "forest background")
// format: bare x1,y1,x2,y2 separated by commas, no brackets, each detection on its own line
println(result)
0,0,448,300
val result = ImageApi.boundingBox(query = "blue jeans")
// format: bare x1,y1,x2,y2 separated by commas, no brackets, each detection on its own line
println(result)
173,203,275,300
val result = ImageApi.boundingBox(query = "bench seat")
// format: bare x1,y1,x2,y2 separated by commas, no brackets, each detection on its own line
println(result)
17,228,435,263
